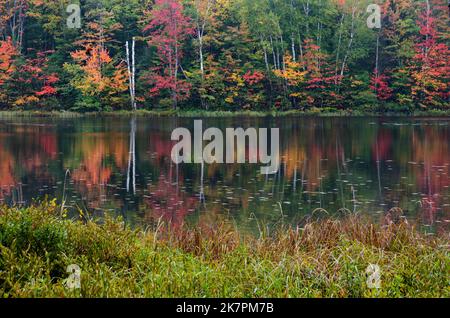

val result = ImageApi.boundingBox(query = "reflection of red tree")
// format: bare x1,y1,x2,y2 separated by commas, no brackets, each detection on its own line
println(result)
144,173,198,228
0,128,58,200
39,134,58,159
372,130,393,161
143,131,198,227
407,127,450,227
150,132,174,161
0,143,16,199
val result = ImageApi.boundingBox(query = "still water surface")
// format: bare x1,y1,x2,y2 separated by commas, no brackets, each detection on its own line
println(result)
0,116,449,233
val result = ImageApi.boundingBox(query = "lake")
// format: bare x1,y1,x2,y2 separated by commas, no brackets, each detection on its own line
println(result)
0,115,449,234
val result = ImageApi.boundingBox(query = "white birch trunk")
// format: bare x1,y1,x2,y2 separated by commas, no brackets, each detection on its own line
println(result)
335,13,345,87
126,38,137,111
132,37,136,110
340,7,356,81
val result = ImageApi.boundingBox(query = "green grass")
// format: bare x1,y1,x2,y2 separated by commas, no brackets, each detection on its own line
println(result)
0,200,448,298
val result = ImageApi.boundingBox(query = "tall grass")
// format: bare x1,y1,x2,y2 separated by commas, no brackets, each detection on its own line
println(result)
0,200,448,298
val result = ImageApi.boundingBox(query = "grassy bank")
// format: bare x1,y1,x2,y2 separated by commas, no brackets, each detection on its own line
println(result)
0,201,448,298
1,108,450,118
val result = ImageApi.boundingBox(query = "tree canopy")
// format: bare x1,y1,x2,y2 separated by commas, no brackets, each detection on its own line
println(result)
0,0,448,112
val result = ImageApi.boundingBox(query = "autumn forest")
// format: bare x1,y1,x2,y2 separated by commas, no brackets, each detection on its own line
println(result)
1,0,450,300
0,0,448,112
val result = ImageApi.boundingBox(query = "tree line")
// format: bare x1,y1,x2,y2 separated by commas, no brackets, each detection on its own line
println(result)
0,0,448,112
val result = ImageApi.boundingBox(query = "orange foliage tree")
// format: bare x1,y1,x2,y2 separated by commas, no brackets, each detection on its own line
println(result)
0,38,16,104
64,10,128,110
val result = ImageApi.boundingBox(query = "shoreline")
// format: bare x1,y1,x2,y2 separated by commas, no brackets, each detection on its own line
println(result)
1,109,450,118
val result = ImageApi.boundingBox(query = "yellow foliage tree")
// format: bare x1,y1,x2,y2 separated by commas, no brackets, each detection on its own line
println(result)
273,55,307,98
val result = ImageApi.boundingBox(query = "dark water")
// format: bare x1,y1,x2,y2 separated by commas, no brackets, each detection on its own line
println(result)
0,115,449,233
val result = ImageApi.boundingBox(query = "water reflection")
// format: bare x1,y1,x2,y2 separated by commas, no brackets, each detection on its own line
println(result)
0,116,449,233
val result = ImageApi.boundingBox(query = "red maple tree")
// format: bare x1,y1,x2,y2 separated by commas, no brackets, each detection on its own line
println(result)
410,1,449,108
0,38,16,86
370,70,393,101
13,49,58,106
143,0,194,108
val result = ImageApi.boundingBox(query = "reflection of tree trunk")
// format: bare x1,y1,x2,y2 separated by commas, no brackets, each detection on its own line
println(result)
336,137,345,209
299,160,306,202
339,140,354,211
424,138,433,223
127,117,137,195
375,133,383,204
293,164,297,192
319,160,323,209
18,182,23,205
200,160,205,205
281,161,287,201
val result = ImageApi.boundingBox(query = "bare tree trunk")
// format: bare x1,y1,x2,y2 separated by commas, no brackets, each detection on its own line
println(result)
270,35,277,69
126,38,137,111
424,0,431,60
289,0,296,62
339,6,357,89
297,30,305,70
198,28,207,110
280,35,286,71
291,34,296,61
261,36,273,93
261,37,270,73
174,42,179,109
335,13,345,87
275,38,281,70
198,29,204,78
316,0,322,48
7,0,26,50
132,37,136,110
193,0,213,110
302,0,310,38
375,32,380,77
